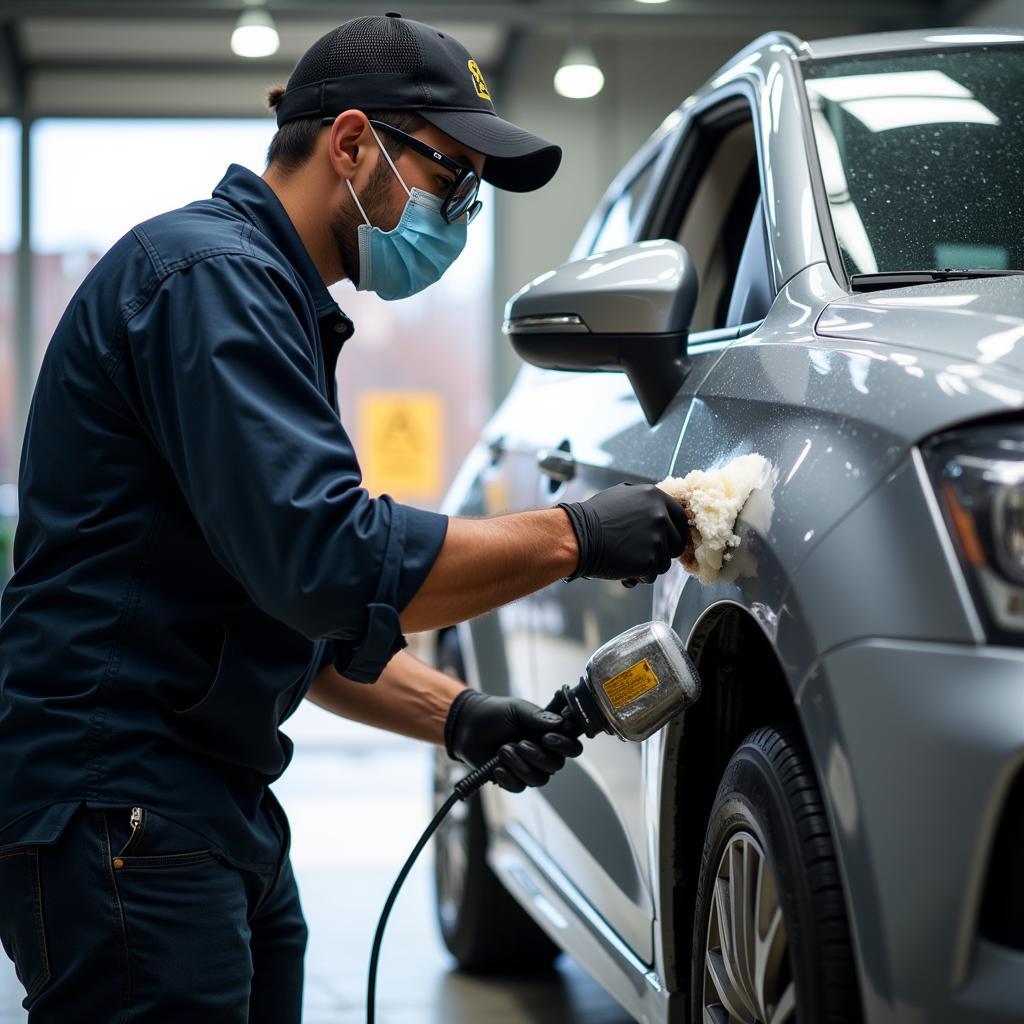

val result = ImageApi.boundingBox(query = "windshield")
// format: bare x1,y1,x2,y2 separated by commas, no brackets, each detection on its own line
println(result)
802,46,1024,277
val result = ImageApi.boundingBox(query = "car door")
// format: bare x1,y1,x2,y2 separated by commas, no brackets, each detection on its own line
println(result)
449,408,555,844
527,88,773,964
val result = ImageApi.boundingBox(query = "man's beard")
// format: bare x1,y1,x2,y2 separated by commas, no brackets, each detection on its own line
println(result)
332,159,395,288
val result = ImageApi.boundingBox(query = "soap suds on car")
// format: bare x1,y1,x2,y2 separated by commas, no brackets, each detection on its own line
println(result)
657,453,770,584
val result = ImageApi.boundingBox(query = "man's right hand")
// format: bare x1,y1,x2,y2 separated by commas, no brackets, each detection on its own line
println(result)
559,482,689,584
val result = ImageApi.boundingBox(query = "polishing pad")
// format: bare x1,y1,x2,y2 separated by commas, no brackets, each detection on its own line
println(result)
657,453,769,584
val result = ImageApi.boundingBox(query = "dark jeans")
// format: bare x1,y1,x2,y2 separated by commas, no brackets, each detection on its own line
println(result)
0,803,307,1022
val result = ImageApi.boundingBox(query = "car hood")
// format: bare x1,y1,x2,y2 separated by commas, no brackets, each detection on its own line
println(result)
815,275,1024,375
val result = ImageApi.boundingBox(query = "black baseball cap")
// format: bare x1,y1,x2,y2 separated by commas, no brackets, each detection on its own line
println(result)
274,12,561,193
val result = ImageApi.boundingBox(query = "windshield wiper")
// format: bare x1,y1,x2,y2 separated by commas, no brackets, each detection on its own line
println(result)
850,269,1024,292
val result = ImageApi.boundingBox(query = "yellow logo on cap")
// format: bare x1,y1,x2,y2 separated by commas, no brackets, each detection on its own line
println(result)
468,59,491,101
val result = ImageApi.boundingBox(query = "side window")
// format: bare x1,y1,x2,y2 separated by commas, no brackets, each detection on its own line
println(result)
589,158,657,254
661,104,772,332
724,195,773,328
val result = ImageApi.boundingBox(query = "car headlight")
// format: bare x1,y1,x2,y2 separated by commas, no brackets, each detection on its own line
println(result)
924,426,1024,639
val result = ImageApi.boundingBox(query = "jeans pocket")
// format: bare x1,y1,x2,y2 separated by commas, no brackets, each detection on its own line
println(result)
106,808,215,871
0,846,51,1005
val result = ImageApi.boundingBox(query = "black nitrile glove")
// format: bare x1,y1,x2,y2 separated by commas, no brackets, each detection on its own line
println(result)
444,689,584,794
559,482,688,585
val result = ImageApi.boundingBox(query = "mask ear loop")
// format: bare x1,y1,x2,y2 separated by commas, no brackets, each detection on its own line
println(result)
346,179,372,227
346,121,413,228
346,122,413,227
367,122,412,198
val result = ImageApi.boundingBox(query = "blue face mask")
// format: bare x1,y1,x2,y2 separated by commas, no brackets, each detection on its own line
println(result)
347,125,468,301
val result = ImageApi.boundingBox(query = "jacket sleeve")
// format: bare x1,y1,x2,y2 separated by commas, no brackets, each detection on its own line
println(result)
122,251,448,682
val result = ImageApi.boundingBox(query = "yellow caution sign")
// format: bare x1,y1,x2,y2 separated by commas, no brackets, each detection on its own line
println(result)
602,658,660,710
358,391,444,500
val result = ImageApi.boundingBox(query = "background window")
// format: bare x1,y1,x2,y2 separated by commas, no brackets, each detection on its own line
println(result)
0,120,18,484
0,119,19,580
30,119,493,512
589,157,657,254
672,115,761,331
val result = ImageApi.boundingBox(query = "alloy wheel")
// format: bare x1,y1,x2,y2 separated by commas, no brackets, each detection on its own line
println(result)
702,830,795,1024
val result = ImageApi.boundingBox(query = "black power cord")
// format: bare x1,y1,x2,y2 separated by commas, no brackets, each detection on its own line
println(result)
365,761,496,1024
365,684,601,1024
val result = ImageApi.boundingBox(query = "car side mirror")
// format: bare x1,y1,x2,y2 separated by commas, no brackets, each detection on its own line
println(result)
502,240,698,424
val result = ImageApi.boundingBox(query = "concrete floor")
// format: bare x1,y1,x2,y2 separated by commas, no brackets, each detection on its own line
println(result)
0,702,632,1023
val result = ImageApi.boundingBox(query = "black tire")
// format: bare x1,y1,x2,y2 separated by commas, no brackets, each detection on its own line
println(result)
691,724,862,1024
431,629,560,974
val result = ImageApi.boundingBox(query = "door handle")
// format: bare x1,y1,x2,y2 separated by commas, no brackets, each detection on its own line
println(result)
487,435,506,467
537,447,576,483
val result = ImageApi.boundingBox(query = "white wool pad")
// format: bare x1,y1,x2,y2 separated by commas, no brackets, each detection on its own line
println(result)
657,453,769,584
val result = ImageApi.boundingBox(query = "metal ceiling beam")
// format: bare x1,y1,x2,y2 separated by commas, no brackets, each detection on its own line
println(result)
492,28,528,99
29,59,299,75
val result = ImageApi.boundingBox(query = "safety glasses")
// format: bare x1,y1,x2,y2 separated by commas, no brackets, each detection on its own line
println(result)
323,116,482,224
368,120,482,224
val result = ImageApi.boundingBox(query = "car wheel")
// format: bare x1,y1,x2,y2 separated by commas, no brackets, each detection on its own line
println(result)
691,724,862,1024
431,629,560,974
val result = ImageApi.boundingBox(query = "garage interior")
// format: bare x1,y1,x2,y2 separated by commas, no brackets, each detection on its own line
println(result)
0,1,1021,1022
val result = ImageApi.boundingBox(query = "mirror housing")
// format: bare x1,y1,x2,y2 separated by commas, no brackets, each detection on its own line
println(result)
502,240,698,424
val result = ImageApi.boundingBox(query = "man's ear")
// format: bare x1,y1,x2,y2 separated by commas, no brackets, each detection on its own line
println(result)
326,109,373,181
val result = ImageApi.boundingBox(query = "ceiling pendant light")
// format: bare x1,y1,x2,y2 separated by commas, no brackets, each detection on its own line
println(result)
231,2,280,59
554,41,605,99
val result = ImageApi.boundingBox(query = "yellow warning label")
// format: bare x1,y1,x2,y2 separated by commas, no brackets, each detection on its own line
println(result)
602,658,659,710
358,391,443,500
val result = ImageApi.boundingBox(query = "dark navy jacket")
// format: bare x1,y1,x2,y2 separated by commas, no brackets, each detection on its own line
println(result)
0,164,448,872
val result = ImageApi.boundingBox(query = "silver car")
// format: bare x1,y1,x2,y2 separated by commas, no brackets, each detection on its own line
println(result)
431,26,1024,1024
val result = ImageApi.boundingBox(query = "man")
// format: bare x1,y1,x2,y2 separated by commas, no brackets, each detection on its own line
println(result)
0,13,689,1023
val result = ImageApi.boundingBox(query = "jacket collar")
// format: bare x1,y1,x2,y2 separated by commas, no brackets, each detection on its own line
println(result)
212,163,342,321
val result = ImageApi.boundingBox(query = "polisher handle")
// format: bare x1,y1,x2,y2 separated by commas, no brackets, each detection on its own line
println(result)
451,689,581,800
